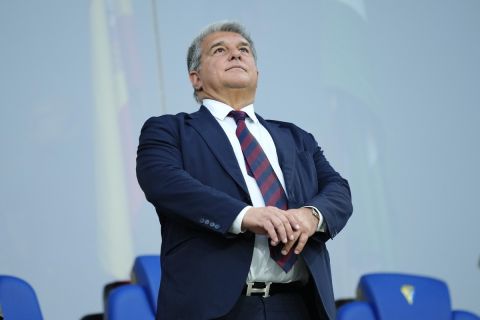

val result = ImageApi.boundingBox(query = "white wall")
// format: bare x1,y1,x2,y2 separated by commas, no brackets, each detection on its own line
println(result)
1,0,479,318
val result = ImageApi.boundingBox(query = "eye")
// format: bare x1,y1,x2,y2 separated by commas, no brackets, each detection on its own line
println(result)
240,47,250,53
213,47,225,54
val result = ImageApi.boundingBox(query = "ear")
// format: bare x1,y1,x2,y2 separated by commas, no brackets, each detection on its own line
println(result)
189,71,202,91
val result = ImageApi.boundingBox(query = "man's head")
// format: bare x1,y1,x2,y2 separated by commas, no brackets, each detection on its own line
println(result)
187,22,258,106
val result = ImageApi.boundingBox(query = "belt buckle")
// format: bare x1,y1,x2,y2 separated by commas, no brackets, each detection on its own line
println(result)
246,282,272,298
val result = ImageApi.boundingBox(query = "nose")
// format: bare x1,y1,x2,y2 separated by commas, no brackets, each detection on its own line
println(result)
229,48,242,60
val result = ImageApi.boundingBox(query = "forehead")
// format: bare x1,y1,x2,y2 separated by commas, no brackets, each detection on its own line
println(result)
201,31,250,50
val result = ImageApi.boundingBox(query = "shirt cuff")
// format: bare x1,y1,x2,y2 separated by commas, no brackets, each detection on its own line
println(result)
303,206,326,232
229,206,251,234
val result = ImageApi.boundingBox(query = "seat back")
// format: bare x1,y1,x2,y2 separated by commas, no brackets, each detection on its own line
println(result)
0,275,43,320
131,255,161,312
106,284,154,320
337,301,377,320
358,273,452,320
453,310,480,320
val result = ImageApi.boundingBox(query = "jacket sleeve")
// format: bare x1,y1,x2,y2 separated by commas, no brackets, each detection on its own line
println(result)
302,132,353,242
136,116,247,235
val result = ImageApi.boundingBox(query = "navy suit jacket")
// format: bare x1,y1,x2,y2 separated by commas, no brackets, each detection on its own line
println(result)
136,106,353,320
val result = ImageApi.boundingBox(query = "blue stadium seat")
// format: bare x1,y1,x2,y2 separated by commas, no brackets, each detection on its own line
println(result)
337,301,376,320
104,255,160,320
0,275,43,320
337,273,480,320
453,311,480,320
131,255,161,312
359,273,452,320
106,284,154,320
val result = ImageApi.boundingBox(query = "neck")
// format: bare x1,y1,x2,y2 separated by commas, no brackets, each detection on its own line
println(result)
200,89,255,110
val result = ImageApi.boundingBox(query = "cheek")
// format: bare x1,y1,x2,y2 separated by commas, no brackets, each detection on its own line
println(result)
211,68,224,81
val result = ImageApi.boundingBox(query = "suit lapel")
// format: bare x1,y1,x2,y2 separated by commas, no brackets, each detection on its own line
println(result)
258,115,296,196
187,106,249,195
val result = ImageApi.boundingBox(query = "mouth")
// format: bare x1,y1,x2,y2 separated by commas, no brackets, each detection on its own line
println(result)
226,66,247,71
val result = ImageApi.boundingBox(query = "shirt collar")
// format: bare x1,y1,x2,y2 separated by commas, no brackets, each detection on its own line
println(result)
203,99,259,123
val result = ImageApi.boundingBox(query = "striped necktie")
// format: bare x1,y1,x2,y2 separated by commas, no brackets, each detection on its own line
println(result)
228,110,297,272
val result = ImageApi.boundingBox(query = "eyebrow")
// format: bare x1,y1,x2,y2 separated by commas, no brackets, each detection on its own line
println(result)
208,40,251,53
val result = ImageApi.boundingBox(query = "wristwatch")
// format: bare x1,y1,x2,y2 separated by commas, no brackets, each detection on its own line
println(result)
310,207,320,221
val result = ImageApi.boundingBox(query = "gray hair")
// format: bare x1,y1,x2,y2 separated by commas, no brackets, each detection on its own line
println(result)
187,21,257,102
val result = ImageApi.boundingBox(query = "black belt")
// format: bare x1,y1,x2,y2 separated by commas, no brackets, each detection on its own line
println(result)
242,281,304,297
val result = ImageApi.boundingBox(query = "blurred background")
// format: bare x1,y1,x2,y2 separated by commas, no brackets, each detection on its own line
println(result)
1,0,479,318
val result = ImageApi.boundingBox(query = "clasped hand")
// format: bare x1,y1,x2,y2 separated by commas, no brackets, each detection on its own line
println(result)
241,207,318,255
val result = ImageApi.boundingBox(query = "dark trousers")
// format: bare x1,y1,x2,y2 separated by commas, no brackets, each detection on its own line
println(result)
216,292,314,320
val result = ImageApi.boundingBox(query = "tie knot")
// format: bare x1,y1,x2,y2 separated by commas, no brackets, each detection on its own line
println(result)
228,110,248,124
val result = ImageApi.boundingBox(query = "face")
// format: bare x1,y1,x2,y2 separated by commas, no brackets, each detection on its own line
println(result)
189,32,258,102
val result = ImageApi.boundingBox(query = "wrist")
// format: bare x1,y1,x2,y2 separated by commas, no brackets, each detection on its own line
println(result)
303,207,319,234
310,207,320,222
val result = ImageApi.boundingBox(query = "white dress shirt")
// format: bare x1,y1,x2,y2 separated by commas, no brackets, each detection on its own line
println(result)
203,99,323,283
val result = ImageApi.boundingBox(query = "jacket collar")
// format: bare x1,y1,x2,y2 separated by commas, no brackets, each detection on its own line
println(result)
187,106,249,195
187,106,295,197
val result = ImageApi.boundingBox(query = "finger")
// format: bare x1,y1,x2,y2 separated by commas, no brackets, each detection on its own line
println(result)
269,207,297,240
281,233,299,255
270,215,288,244
294,233,309,255
284,213,301,232
279,213,295,241
263,220,279,245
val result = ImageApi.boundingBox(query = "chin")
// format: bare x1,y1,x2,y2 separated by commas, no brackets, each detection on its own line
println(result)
227,83,251,89
225,79,257,89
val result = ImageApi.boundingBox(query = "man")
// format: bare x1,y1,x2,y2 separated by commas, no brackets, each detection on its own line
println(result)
136,22,352,320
